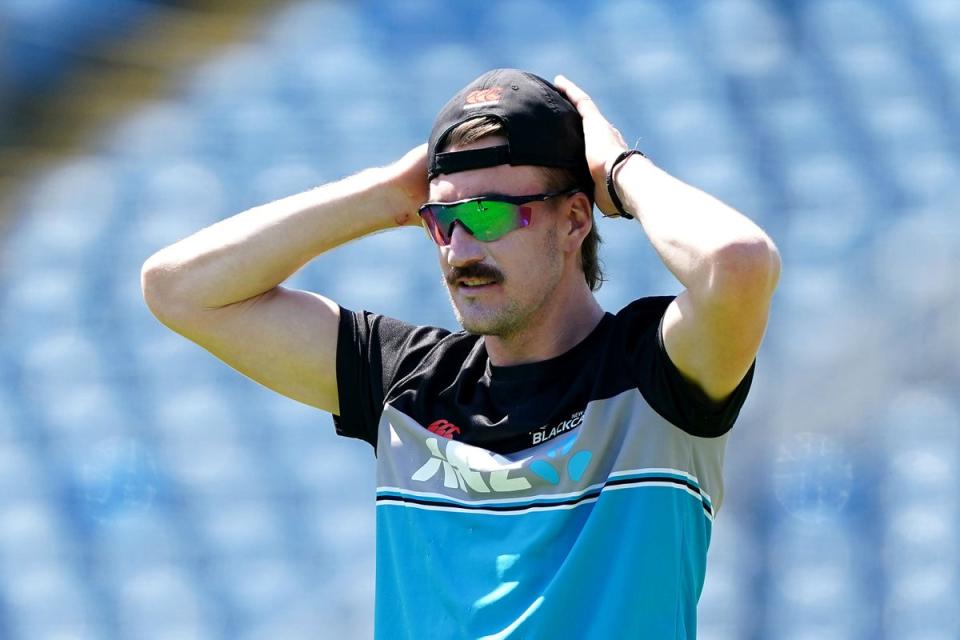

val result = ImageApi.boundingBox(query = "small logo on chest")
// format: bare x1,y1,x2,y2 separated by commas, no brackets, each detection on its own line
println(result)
427,419,461,439
531,410,584,445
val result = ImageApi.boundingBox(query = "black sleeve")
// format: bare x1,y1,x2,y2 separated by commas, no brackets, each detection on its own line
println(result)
332,306,451,448
621,296,755,438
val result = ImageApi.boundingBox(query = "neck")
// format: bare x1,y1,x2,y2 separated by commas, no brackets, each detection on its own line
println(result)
483,280,605,367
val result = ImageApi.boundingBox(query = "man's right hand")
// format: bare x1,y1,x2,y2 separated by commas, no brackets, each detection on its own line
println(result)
386,143,429,228
142,141,432,416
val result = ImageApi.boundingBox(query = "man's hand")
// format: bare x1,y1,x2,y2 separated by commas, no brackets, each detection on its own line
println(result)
386,143,429,227
142,143,432,417
553,75,631,216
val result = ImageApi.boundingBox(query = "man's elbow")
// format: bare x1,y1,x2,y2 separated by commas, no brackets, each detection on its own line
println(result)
141,253,192,327
709,236,781,302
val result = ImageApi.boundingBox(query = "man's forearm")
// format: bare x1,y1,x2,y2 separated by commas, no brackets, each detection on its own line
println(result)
615,155,780,298
142,166,415,310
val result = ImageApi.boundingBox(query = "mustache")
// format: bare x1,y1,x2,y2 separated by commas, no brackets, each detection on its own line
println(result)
447,264,503,285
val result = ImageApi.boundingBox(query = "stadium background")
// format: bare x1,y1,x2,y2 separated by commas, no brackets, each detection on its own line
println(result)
0,0,958,638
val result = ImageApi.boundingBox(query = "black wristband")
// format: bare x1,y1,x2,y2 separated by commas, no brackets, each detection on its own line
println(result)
605,149,644,219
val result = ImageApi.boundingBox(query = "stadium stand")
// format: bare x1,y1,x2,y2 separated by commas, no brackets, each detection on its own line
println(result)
0,0,958,638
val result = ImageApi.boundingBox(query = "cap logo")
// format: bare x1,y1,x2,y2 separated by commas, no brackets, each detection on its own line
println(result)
463,87,503,109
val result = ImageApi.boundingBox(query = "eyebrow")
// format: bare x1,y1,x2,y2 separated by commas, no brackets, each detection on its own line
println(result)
470,191,511,199
453,190,511,199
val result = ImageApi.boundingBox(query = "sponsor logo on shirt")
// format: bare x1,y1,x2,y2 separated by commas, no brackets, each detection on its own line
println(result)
411,438,532,494
531,410,584,446
409,432,595,497
427,419,461,439
530,439,593,486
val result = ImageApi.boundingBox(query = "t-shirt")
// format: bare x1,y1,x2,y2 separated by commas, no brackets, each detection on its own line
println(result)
333,296,754,640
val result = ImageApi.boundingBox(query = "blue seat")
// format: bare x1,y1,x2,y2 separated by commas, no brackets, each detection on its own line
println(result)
872,208,958,306
278,434,375,502
303,500,376,563
884,503,953,570
764,521,867,634
0,499,73,570
588,0,680,50
210,551,305,626
881,555,959,637
652,100,744,161
865,99,949,158
880,389,959,455
0,561,104,640
832,46,919,105
21,331,105,397
134,157,227,227
483,1,578,62
698,0,789,78
151,384,249,447
92,510,190,583
697,514,754,637
409,44,496,117
667,152,770,224
889,151,960,207
804,0,900,52
614,48,718,107
904,0,960,56
0,267,87,355
101,101,206,161
181,43,283,110
761,97,852,159
783,153,872,211
248,160,326,207
33,380,131,456
134,332,233,398
259,1,367,54
193,498,287,560
4,157,119,269
160,439,273,508
773,267,877,373
111,565,221,640
215,98,311,166
783,205,871,260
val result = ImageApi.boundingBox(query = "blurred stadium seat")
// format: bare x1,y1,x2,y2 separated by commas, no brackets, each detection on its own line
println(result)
0,0,957,638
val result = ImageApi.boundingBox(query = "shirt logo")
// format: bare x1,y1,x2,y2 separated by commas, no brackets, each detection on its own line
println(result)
530,438,593,486
427,419,461,440
463,87,503,109
531,410,584,445
411,438,532,494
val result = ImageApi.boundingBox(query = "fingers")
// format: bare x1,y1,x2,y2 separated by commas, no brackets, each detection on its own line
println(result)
554,74,599,116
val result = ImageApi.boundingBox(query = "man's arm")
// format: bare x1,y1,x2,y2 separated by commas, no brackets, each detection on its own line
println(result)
554,75,780,404
141,144,428,414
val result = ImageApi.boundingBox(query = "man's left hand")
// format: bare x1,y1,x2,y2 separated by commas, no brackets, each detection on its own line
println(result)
553,74,631,216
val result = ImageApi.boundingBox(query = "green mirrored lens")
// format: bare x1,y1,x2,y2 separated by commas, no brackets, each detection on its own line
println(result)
434,200,524,242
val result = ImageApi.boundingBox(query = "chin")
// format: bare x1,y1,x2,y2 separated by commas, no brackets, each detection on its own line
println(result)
454,311,493,335
454,304,528,338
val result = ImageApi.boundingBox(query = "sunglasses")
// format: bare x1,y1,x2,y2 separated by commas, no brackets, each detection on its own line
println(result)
418,187,580,246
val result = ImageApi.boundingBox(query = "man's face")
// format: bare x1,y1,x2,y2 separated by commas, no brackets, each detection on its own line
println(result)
427,137,567,338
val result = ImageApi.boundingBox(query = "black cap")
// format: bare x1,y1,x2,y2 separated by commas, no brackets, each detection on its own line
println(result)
427,69,593,195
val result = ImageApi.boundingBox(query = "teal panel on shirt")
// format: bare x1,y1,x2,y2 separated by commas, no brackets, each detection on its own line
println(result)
374,485,711,640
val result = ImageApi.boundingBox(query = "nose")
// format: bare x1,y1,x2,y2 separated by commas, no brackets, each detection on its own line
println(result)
445,221,484,267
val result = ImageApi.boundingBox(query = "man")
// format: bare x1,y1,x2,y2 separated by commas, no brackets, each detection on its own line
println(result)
142,69,780,639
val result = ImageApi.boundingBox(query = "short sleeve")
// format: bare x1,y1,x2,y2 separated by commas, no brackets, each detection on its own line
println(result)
620,297,755,438
333,306,451,448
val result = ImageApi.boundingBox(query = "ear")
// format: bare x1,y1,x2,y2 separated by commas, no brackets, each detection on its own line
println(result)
560,192,594,254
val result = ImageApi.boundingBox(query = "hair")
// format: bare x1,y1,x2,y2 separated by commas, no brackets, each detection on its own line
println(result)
439,116,606,291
